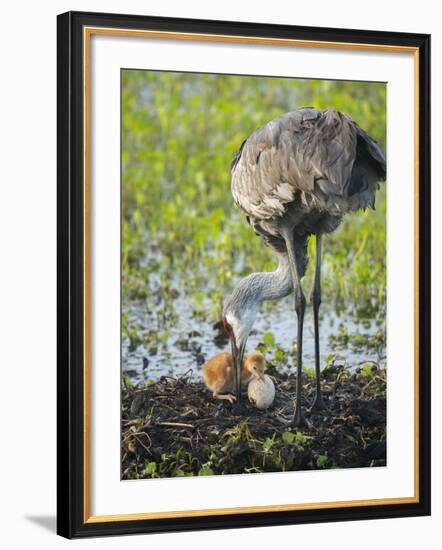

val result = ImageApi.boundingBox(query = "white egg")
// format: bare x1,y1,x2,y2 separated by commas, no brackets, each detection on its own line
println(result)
247,374,275,410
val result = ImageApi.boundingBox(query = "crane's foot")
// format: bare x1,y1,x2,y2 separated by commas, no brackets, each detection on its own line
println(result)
292,405,306,427
309,394,330,414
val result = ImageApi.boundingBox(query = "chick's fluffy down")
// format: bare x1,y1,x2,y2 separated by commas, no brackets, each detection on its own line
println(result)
247,375,275,410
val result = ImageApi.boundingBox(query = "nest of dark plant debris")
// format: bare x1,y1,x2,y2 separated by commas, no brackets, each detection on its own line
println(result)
122,362,386,479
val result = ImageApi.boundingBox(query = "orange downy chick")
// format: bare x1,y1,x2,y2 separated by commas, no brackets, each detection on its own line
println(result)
202,351,266,403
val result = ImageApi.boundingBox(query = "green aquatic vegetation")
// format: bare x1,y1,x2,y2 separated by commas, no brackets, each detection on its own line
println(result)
272,347,290,369
302,366,317,379
262,332,276,348
328,323,386,354
360,363,376,377
257,331,290,369
256,343,289,370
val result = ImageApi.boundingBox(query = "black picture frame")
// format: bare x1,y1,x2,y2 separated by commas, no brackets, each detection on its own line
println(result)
57,10,431,539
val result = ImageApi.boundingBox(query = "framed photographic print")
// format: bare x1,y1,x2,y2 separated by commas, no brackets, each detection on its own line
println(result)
57,10,431,538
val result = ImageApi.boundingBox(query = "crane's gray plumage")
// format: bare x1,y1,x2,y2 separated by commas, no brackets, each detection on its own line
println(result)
231,107,385,224
223,107,386,421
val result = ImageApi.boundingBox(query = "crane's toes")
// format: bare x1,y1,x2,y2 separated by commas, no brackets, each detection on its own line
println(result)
292,406,307,428
309,395,330,415
226,394,237,404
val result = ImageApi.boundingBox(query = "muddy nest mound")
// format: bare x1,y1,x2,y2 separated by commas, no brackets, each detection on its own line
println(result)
122,362,386,479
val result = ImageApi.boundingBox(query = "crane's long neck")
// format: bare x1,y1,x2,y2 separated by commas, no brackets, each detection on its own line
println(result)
224,253,293,346
244,253,293,303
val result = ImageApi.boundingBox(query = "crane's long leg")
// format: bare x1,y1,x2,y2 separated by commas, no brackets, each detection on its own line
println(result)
283,230,306,427
310,234,328,413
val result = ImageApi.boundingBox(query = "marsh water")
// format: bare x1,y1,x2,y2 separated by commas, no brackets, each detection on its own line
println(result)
122,294,386,386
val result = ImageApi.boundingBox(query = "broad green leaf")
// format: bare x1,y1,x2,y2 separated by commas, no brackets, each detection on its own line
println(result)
145,462,157,476
198,466,214,476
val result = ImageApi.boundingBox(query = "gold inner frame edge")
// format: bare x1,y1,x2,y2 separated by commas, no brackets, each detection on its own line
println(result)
82,26,420,524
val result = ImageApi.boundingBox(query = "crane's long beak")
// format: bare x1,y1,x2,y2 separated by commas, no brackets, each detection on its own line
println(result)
231,339,246,402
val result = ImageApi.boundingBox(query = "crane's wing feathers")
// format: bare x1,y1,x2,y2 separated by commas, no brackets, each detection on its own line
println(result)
231,108,386,220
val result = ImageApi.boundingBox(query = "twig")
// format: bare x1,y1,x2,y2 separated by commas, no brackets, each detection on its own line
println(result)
122,430,152,449
156,421,195,429
133,433,152,453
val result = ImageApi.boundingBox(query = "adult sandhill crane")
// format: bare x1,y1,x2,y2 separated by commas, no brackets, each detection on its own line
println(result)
222,107,386,426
